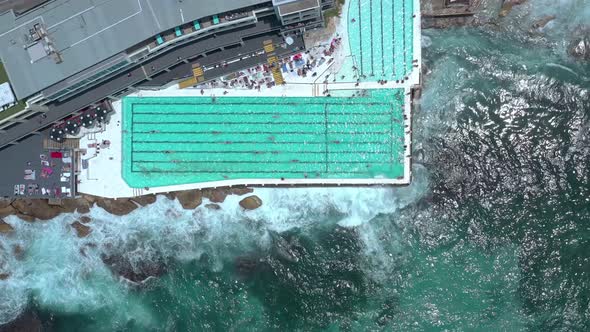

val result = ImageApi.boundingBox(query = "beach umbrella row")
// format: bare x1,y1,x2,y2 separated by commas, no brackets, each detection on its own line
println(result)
48,104,112,141
49,127,65,142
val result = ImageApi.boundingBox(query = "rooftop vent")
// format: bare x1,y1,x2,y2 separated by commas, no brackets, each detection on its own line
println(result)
23,23,62,64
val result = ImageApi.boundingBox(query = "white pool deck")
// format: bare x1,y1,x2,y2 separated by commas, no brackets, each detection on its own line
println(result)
77,0,421,198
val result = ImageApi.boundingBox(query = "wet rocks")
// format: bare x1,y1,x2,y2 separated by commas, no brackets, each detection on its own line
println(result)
202,188,230,203
0,310,43,331
13,245,25,260
95,198,138,216
499,0,527,17
11,199,62,220
0,199,15,218
568,36,590,60
0,273,9,280
230,187,254,196
59,198,92,214
205,203,221,210
531,15,556,30
79,215,92,224
235,256,260,275
130,194,157,206
0,219,14,234
174,190,202,209
101,255,166,283
71,221,92,238
239,195,263,210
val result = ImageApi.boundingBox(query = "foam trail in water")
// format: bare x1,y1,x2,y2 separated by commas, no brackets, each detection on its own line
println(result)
0,165,429,325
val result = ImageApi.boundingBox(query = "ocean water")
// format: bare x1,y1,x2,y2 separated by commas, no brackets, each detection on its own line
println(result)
1,0,590,330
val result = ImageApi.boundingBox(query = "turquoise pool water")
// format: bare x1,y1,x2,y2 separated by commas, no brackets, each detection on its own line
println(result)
341,0,415,82
122,90,406,188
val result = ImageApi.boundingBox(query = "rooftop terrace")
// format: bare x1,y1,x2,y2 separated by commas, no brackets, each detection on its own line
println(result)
0,0,269,99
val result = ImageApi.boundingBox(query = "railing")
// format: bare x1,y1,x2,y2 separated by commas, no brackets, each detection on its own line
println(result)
147,12,258,54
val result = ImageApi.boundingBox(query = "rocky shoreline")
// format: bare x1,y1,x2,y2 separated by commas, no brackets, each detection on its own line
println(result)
0,186,262,224
0,187,263,284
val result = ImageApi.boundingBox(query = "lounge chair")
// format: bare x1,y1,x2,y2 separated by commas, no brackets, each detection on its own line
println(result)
193,20,201,30
156,34,164,45
175,26,182,37
213,15,220,24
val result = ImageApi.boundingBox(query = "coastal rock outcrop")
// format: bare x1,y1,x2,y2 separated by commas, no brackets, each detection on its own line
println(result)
499,0,527,17
130,194,157,206
568,37,590,60
205,203,221,210
71,221,92,238
0,200,15,218
239,195,263,210
230,187,254,196
174,190,202,209
531,15,556,30
11,199,62,220
60,198,92,214
79,216,92,224
203,188,229,203
0,310,43,331
13,245,25,260
101,254,166,283
0,273,9,280
95,198,138,216
0,219,14,234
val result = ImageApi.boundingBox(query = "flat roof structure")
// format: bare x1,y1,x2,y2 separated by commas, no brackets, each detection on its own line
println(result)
0,0,269,99
122,90,406,187
277,0,320,15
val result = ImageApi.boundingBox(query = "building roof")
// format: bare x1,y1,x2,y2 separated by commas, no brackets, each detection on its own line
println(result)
277,0,319,16
0,0,268,100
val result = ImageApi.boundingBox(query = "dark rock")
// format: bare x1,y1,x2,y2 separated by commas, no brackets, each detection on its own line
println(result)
568,35,590,61
15,213,34,222
82,194,98,204
0,273,9,280
0,204,15,219
499,0,526,17
0,219,14,234
174,190,202,209
0,310,43,332
59,198,92,214
0,199,14,219
13,245,25,260
203,188,229,203
531,15,556,29
11,199,62,220
71,221,92,238
101,255,166,283
235,256,259,275
79,216,92,224
205,203,221,210
230,187,254,196
130,194,157,207
95,198,138,216
239,195,263,210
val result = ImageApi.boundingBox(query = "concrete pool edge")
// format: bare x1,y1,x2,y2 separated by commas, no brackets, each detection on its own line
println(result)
75,0,420,198
121,90,408,188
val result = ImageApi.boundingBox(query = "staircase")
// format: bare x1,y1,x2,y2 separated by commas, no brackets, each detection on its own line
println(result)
263,40,285,85
132,188,144,197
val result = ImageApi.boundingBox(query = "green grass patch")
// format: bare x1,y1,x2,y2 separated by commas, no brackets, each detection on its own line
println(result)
0,62,9,84
0,100,26,122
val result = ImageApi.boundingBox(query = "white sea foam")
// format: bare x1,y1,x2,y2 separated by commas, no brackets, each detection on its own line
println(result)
0,165,429,325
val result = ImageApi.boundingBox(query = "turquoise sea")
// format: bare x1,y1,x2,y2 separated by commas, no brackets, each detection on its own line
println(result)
1,0,589,330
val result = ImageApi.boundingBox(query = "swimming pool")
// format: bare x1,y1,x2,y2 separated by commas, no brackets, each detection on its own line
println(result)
342,0,414,82
122,90,406,188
